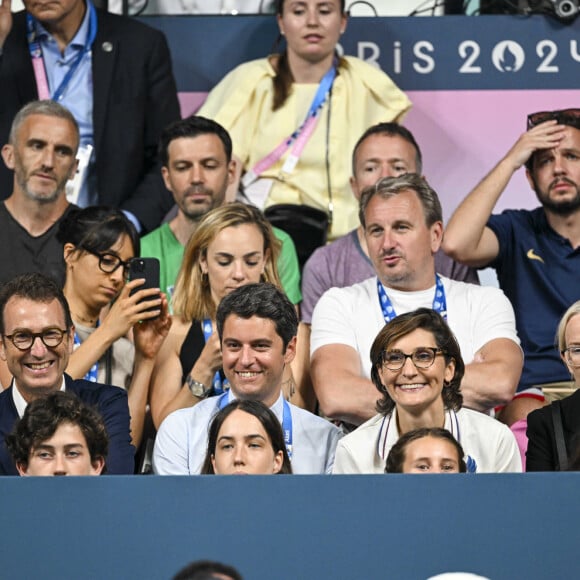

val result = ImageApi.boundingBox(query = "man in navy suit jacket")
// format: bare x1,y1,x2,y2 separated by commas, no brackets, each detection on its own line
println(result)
0,272,134,475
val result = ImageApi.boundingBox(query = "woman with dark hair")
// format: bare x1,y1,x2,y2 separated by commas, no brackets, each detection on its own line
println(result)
332,308,521,474
198,0,410,241
385,427,467,474
201,399,292,475
58,206,171,447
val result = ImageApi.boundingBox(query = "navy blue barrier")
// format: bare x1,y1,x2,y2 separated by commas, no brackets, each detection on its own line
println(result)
0,473,577,579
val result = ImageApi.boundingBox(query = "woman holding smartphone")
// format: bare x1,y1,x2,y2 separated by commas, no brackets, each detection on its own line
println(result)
57,206,171,448
150,203,282,428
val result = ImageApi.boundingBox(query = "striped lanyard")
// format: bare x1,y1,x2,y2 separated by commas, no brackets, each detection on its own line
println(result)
219,392,293,459
26,0,97,101
73,324,99,383
242,58,337,188
202,319,229,395
377,275,447,323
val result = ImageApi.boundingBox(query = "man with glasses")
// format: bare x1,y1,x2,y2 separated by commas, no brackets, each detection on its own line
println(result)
310,173,522,429
443,109,580,428
0,100,79,287
0,272,134,475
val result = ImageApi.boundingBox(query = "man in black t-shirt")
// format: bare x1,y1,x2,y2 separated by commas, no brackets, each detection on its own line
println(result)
0,100,79,287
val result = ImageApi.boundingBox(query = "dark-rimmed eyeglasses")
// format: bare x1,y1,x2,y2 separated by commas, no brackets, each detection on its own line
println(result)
3,328,69,351
527,108,580,130
84,249,132,277
382,347,446,371
562,345,580,368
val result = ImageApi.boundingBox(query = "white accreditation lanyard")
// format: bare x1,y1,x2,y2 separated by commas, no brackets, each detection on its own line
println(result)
241,59,337,191
376,275,448,324
378,410,478,473
218,392,293,459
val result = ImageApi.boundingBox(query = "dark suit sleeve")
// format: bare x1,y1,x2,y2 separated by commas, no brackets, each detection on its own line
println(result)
115,28,180,231
526,407,556,471
96,385,135,474
0,12,38,200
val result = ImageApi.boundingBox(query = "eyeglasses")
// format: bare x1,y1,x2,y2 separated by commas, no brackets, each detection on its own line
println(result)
382,347,446,371
527,108,580,130
84,249,132,277
562,345,580,368
4,328,69,351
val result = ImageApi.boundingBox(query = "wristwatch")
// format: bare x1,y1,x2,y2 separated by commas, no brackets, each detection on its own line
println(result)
186,376,212,399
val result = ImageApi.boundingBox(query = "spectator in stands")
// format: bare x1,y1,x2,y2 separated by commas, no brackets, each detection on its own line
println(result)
300,122,478,326
527,300,580,471
198,0,411,241
173,560,243,580
443,109,580,428
140,115,301,306
310,173,522,429
58,206,171,447
332,308,522,474
149,204,289,426
0,0,181,232
0,273,134,474
153,283,341,475
201,399,292,475
385,427,467,474
0,100,78,288
6,390,108,476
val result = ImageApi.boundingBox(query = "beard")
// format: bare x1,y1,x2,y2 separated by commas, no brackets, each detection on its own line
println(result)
17,172,63,204
533,176,580,216
179,185,225,221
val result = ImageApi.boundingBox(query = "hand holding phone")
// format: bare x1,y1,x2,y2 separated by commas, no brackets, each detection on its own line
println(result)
128,257,161,316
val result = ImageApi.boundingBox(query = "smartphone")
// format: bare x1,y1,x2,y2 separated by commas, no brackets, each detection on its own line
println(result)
128,257,161,315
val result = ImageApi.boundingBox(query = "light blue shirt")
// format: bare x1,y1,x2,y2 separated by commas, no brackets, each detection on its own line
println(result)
35,5,95,207
153,392,342,475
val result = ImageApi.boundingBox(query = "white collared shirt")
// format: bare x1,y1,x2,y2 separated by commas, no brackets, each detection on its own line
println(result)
153,391,342,475
12,377,66,418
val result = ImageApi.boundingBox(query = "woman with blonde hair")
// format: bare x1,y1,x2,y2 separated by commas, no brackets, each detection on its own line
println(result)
527,300,580,471
150,203,282,427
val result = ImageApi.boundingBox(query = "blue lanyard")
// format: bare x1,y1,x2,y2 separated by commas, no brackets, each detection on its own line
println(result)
26,0,98,102
218,393,293,459
286,57,337,145
376,275,447,323
202,319,229,395
73,325,98,383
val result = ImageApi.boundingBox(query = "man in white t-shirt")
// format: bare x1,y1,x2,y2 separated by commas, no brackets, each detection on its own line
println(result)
310,173,523,428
